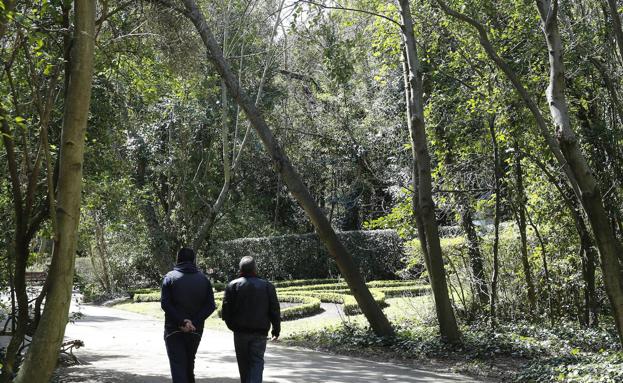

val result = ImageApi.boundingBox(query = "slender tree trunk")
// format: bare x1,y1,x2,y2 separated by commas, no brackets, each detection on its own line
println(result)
437,119,488,308
513,147,537,315
489,115,502,327
535,0,623,344
606,0,623,62
192,0,285,251
402,54,430,275
526,209,555,323
0,106,34,381
134,136,177,277
167,0,393,337
14,1,95,381
437,0,623,345
0,242,29,382
457,188,489,307
399,0,460,343
94,218,112,293
526,153,599,326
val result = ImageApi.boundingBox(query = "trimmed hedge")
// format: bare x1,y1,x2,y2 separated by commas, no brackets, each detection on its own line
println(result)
281,288,387,315
279,295,322,320
130,279,430,319
133,292,160,302
273,278,340,288
129,288,158,298
208,230,405,281
215,294,321,321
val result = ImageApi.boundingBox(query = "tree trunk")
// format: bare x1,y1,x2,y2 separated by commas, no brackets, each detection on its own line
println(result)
94,218,112,293
399,0,460,343
134,136,177,277
457,194,489,307
172,0,393,337
535,0,623,344
526,210,554,323
488,115,502,327
0,242,29,382
437,0,623,345
14,1,95,381
526,153,599,326
606,0,623,62
513,146,537,315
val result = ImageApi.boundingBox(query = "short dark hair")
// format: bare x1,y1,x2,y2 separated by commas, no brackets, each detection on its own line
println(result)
239,256,256,274
177,248,195,263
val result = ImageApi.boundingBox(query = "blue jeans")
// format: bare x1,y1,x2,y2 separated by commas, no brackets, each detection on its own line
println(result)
165,331,202,383
233,333,267,383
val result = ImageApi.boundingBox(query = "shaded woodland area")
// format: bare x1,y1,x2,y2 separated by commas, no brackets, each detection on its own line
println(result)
1,0,623,381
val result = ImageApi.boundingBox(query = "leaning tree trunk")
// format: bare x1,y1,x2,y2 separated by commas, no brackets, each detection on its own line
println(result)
169,0,393,337
399,0,461,343
535,0,623,344
528,153,599,326
437,0,623,345
14,1,95,381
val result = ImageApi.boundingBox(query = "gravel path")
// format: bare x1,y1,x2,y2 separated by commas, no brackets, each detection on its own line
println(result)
54,304,483,383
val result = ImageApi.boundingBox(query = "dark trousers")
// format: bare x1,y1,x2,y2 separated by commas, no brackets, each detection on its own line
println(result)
233,333,267,383
165,331,202,383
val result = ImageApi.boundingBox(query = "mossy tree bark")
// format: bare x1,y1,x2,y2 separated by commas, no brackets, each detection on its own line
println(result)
14,1,95,381
535,0,623,344
399,0,461,343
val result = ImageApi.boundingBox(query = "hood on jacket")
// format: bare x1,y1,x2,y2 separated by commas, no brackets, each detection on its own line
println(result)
174,261,199,273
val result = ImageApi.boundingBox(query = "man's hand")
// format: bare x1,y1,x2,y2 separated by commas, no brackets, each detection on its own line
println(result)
180,319,196,333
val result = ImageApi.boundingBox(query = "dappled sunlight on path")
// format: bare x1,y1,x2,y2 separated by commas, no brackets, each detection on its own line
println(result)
55,305,484,382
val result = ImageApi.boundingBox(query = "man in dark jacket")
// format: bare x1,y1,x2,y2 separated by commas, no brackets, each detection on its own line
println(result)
222,256,280,383
161,247,216,383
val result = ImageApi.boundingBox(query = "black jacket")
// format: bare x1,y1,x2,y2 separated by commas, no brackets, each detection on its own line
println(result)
161,262,216,333
222,275,281,337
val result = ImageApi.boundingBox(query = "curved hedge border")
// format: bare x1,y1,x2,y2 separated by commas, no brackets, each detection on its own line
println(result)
279,295,322,320
214,295,321,321
273,278,340,288
129,280,430,320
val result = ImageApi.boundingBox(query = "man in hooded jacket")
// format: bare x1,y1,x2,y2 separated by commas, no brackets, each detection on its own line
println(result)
161,247,216,383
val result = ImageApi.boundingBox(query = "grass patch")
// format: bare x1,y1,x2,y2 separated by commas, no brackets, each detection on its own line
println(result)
113,301,164,319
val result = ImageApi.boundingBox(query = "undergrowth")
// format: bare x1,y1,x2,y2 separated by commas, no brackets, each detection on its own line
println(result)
286,320,622,382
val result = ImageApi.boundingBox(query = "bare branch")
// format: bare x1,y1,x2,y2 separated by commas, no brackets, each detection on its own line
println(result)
298,0,401,27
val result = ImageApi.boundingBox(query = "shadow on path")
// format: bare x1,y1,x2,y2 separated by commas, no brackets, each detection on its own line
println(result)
55,304,484,383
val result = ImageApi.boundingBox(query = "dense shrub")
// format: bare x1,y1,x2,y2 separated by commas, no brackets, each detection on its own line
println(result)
207,230,405,281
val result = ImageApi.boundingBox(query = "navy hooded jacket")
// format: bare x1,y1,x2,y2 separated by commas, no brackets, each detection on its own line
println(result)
161,262,216,333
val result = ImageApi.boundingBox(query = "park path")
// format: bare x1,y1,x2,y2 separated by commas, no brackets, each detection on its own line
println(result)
55,304,484,383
